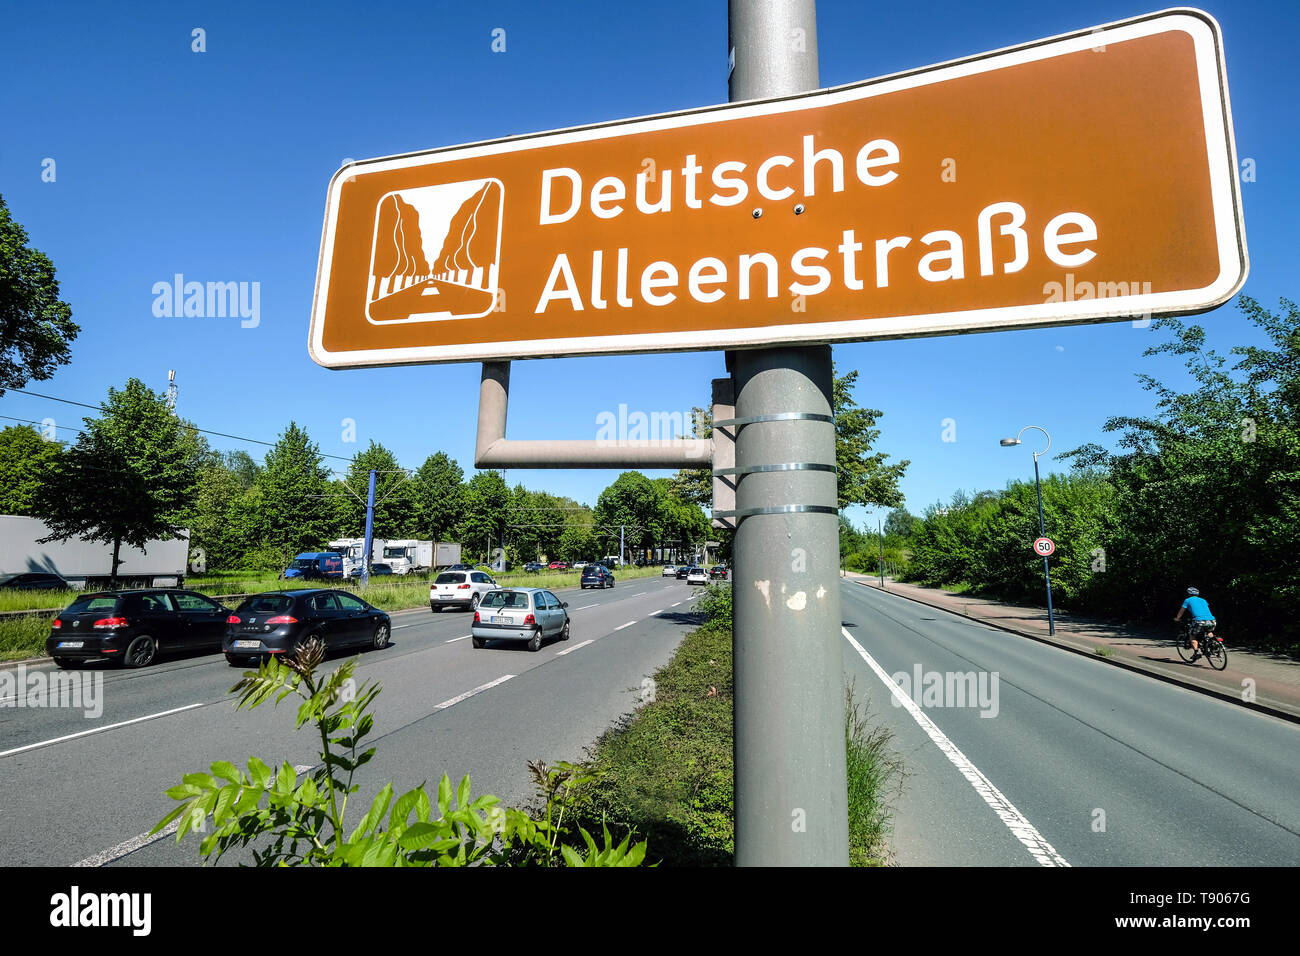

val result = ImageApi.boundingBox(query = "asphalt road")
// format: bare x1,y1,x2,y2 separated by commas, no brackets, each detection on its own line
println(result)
0,574,703,866
840,579,1300,866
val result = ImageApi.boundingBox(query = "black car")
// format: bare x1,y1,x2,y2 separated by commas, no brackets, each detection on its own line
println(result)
580,565,615,589
523,562,544,572
346,563,394,579
709,566,729,580
222,589,390,666
676,566,691,579
1,572,71,590
47,589,232,669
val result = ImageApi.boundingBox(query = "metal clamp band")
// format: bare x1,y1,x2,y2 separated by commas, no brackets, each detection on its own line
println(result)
712,505,840,519
711,412,835,428
712,462,837,477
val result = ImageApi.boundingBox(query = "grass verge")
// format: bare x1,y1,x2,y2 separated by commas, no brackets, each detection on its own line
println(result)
553,583,903,866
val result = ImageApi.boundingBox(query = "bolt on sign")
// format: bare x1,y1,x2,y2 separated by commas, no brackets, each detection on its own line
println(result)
309,9,1246,369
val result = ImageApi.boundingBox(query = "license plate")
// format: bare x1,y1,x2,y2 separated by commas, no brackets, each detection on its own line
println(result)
490,616,510,624
233,640,260,649
58,641,84,649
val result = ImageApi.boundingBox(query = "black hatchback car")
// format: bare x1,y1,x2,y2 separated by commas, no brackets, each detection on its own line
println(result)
222,589,390,666
580,565,615,589
47,589,232,669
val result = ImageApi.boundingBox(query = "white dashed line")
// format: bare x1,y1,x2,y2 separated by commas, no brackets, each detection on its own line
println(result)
0,703,206,759
556,640,594,656
434,674,514,710
614,621,637,631
840,627,1069,867
575,605,597,610
670,602,682,607
445,635,470,643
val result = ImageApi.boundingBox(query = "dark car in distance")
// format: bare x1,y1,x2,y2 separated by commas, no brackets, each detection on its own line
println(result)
709,566,729,580
47,589,232,669
676,565,691,579
580,565,615,589
523,562,544,572
222,589,390,666
2,572,71,591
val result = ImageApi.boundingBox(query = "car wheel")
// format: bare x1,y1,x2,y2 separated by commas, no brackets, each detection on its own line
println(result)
527,629,542,652
123,635,157,668
561,619,571,641
430,604,440,613
372,622,390,650
470,593,481,611
225,654,244,667
472,636,485,649
53,657,77,670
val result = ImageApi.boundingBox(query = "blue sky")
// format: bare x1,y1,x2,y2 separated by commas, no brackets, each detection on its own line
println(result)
2,0,1296,532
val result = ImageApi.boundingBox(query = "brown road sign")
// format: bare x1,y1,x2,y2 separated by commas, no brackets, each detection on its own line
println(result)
310,9,1246,369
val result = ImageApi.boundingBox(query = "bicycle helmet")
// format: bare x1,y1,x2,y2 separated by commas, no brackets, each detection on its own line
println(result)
1186,587,1200,596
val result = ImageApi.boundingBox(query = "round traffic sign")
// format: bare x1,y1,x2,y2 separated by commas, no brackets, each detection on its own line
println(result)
1033,537,1055,556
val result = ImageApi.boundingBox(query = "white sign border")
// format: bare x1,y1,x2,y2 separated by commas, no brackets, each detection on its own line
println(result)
309,7,1247,369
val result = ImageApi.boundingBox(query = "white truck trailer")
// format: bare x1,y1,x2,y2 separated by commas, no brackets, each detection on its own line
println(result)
434,542,462,569
380,540,434,575
0,515,189,589
327,538,382,578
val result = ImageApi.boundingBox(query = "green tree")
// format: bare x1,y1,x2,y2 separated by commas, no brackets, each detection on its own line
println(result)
459,471,510,562
594,472,665,556
34,379,206,582
336,441,419,540
0,424,62,515
834,364,909,510
0,194,78,395
253,423,333,564
412,451,465,541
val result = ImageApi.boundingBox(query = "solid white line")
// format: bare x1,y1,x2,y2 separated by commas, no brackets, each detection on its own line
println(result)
556,640,594,656
840,627,1069,867
614,621,637,631
445,635,470,643
0,703,206,759
435,674,514,710
74,763,319,867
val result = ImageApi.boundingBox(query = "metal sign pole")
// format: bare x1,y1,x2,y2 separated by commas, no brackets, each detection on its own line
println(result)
728,0,850,866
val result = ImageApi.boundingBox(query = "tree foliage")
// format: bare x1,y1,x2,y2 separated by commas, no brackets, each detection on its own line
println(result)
34,378,206,580
0,424,62,515
0,194,78,395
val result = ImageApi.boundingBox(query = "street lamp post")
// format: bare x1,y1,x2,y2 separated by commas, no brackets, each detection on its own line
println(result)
1000,426,1056,636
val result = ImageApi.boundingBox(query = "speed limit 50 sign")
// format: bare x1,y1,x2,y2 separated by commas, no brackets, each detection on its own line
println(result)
1033,537,1056,557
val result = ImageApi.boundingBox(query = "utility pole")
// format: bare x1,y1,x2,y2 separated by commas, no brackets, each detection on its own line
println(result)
361,469,376,589
728,0,850,866
878,516,885,588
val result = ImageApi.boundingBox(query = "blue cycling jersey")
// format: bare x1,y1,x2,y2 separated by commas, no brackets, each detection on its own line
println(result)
1182,596,1214,621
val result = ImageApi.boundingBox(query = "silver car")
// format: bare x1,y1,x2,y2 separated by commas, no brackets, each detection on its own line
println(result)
471,588,570,652
430,569,498,612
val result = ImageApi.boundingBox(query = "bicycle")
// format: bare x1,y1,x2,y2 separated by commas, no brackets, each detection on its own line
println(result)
1175,619,1227,671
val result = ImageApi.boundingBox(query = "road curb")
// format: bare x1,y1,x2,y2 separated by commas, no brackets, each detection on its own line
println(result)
844,577,1300,726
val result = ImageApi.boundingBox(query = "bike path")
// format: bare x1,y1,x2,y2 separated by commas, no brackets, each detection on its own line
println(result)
842,573,1300,723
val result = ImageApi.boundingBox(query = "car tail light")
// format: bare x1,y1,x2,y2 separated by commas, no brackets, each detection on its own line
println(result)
523,614,535,626
457,583,471,589
226,615,241,624
265,615,297,625
52,619,62,629
473,611,480,623
93,617,128,629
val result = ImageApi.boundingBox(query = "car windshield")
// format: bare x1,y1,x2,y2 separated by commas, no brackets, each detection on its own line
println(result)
435,573,466,584
292,559,317,569
237,594,295,614
480,590,530,609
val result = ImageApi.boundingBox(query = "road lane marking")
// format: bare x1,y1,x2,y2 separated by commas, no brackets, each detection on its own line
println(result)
445,635,470,643
435,674,514,710
670,602,682,607
614,621,637,630
575,605,597,610
75,764,318,867
0,703,206,759
840,627,1069,868
556,640,594,656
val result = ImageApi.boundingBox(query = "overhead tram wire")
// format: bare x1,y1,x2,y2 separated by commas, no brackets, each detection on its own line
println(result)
3,387,358,465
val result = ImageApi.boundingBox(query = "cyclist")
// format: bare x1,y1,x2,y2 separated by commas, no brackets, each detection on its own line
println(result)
1174,587,1216,662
